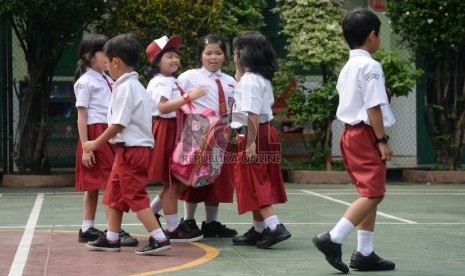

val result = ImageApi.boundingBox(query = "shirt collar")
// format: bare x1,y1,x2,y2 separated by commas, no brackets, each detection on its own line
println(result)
349,49,372,58
200,66,222,78
87,68,104,79
113,72,139,89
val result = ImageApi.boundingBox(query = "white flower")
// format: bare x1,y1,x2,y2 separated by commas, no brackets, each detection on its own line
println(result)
445,13,448,16
427,19,433,24
405,11,410,15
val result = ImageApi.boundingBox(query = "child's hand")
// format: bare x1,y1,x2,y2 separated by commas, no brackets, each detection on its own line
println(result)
82,150,96,168
245,142,257,161
82,140,98,153
378,143,392,161
189,86,207,101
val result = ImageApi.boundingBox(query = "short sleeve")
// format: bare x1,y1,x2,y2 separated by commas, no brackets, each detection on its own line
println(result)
238,75,262,115
109,86,132,127
362,62,388,109
74,79,90,108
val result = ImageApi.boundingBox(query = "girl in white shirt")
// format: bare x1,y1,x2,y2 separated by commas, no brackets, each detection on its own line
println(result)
74,34,137,246
176,34,238,238
145,36,205,242
231,31,291,249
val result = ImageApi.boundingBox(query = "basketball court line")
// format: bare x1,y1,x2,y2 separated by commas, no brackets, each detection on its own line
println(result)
301,189,418,224
8,193,44,276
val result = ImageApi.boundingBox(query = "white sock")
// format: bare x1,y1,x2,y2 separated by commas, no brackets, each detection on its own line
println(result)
253,220,266,233
329,217,355,244
357,230,374,256
106,230,119,242
165,214,179,232
150,195,163,214
150,228,167,241
264,215,280,230
205,205,219,223
183,202,198,220
82,220,94,232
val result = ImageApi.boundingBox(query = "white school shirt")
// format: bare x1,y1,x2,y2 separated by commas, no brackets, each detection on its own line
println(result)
108,72,154,147
336,49,395,127
231,72,274,128
146,74,181,118
74,68,112,124
177,67,236,117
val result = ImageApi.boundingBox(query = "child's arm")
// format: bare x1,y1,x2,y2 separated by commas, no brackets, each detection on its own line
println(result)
245,112,259,158
82,124,124,152
76,107,95,167
367,105,392,161
158,86,206,114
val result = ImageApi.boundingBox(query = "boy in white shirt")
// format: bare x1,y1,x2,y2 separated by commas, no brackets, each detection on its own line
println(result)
82,33,170,255
312,8,395,273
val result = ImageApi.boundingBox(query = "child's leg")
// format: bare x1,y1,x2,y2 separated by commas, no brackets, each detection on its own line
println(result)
149,190,164,214
162,182,187,231
204,202,219,223
183,201,198,220
82,189,99,230
106,205,123,241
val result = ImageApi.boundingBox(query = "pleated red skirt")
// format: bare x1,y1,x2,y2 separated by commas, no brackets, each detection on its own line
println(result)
147,117,177,183
234,123,287,214
75,123,115,191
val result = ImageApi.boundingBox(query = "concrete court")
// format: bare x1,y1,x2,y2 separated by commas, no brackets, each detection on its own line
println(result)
1,182,464,275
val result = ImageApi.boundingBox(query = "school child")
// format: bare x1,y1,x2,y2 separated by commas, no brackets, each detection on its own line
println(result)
145,35,206,242
230,31,291,249
73,33,137,247
312,8,396,273
82,33,171,255
175,34,238,237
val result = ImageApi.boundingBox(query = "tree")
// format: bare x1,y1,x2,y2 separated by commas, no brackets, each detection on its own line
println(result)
0,0,115,173
95,0,267,79
274,0,347,170
387,1,465,170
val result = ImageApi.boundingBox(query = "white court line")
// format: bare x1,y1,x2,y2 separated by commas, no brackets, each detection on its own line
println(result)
301,190,418,224
8,193,44,276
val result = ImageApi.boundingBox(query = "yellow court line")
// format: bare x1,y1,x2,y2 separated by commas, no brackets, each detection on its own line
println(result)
131,242,220,276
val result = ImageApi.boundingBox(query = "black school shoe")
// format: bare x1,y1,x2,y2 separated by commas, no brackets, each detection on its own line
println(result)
78,227,103,243
165,222,204,242
233,227,265,245
134,237,171,255
201,221,238,237
180,218,201,232
119,229,139,246
256,224,291,249
350,250,395,271
86,234,121,252
312,232,349,274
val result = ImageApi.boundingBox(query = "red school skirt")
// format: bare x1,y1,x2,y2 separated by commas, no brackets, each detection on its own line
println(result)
178,142,235,203
234,123,287,215
75,123,115,191
147,117,178,184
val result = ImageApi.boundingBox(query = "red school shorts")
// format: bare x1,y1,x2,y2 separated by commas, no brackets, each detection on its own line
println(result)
340,123,386,197
103,146,151,212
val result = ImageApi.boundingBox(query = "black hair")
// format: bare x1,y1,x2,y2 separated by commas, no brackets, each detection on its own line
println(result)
232,31,278,81
144,47,179,79
196,34,228,68
103,33,141,67
74,33,108,82
342,8,381,49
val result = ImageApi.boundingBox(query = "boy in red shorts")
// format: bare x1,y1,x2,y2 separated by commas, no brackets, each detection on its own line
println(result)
82,33,170,255
312,8,395,273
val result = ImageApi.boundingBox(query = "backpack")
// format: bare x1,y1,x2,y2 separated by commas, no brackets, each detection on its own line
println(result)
169,81,230,187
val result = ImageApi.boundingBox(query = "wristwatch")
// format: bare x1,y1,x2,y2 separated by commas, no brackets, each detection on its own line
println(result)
376,135,389,144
